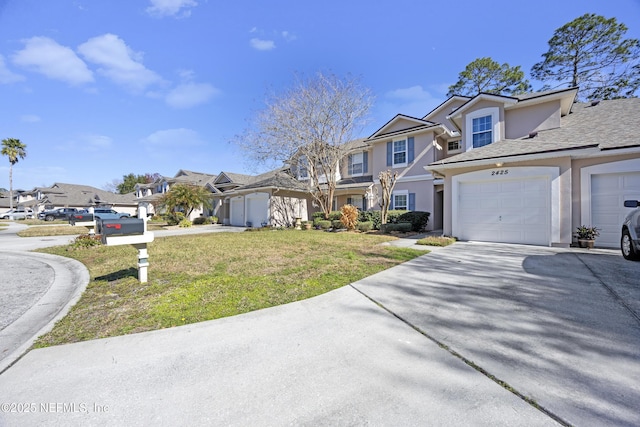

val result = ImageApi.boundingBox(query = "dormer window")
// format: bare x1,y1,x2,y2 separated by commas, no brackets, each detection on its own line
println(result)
472,115,492,148
465,107,500,151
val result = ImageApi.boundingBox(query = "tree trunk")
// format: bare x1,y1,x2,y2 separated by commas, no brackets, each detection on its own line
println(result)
8,163,13,210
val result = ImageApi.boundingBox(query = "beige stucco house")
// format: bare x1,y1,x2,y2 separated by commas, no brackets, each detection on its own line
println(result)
423,88,640,248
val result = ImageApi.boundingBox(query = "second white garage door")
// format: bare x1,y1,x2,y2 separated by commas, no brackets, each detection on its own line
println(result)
457,176,550,246
590,171,640,248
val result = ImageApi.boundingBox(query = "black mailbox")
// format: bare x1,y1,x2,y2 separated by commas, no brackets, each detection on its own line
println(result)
69,213,94,225
99,218,145,236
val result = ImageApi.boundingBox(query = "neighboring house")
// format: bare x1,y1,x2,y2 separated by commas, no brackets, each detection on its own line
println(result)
18,183,138,215
423,89,640,248
211,169,311,227
135,170,217,220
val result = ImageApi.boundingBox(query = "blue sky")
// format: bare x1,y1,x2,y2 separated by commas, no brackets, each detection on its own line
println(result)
0,0,639,191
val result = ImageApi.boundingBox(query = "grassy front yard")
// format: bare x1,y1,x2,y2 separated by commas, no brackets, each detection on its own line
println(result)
35,230,426,347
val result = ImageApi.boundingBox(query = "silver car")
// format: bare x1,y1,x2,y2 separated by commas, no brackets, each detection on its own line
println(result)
0,208,34,220
621,200,640,261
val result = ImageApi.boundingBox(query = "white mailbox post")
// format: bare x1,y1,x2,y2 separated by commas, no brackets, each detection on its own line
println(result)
100,206,154,283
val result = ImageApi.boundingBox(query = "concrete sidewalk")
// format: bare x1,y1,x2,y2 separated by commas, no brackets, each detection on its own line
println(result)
0,282,555,427
1,232,638,425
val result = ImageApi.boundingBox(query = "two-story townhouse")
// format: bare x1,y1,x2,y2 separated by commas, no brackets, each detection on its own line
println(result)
424,88,640,248
361,113,460,231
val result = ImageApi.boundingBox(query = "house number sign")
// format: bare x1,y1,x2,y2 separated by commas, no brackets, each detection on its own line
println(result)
491,169,509,176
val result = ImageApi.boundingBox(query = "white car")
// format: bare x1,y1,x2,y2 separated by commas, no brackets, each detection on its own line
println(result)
0,208,34,220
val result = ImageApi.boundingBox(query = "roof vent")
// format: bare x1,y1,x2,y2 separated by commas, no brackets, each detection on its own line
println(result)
590,100,601,107
528,131,538,139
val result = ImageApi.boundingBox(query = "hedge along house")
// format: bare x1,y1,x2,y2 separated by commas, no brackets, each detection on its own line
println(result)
424,89,640,248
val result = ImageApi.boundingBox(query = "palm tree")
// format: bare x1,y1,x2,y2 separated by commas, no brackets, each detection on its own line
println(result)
1,138,27,210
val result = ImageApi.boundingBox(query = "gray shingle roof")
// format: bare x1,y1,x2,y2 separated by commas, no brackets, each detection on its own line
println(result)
433,98,640,165
36,183,138,207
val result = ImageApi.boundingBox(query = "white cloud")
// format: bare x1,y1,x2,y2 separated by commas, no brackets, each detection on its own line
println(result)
141,128,204,148
20,114,41,123
282,31,297,42
166,82,219,109
386,85,436,101
56,134,113,152
78,34,163,92
250,38,276,51
0,55,25,84
146,0,197,18
12,37,93,85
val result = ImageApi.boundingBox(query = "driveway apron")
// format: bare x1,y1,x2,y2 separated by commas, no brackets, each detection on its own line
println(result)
352,241,640,427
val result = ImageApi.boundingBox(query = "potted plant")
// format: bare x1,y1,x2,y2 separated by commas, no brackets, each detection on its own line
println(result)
576,225,600,248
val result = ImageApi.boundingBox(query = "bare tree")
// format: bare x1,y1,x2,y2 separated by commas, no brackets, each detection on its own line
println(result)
378,170,398,225
239,72,373,219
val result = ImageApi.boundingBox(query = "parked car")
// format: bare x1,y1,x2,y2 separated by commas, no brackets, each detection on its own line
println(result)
621,200,640,261
1,208,34,220
38,207,81,221
93,208,131,220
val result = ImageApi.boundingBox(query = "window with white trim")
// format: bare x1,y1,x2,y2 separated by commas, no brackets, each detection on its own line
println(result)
393,190,408,210
472,115,492,148
349,152,364,176
448,140,461,153
465,107,500,151
393,140,407,166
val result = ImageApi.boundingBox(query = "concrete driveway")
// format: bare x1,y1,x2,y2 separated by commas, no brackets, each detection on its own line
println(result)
0,241,638,426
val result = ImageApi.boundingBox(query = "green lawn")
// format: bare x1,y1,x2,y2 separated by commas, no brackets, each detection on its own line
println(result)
35,230,426,347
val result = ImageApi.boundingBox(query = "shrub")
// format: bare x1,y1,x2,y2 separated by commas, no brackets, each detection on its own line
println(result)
381,222,412,233
331,220,343,229
164,211,185,226
193,216,207,225
340,204,359,230
68,234,102,250
179,219,192,228
357,221,373,232
312,211,342,221
398,211,430,232
208,216,218,224
317,220,332,230
359,210,381,230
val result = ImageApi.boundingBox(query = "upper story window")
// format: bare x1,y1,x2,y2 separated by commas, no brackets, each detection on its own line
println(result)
448,140,461,153
298,158,309,180
472,115,492,148
348,152,368,176
465,107,500,151
386,137,414,168
394,140,407,165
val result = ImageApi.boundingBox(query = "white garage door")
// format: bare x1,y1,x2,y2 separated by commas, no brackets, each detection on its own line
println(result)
458,177,550,245
246,193,269,227
230,197,244,226
591,172,640,248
